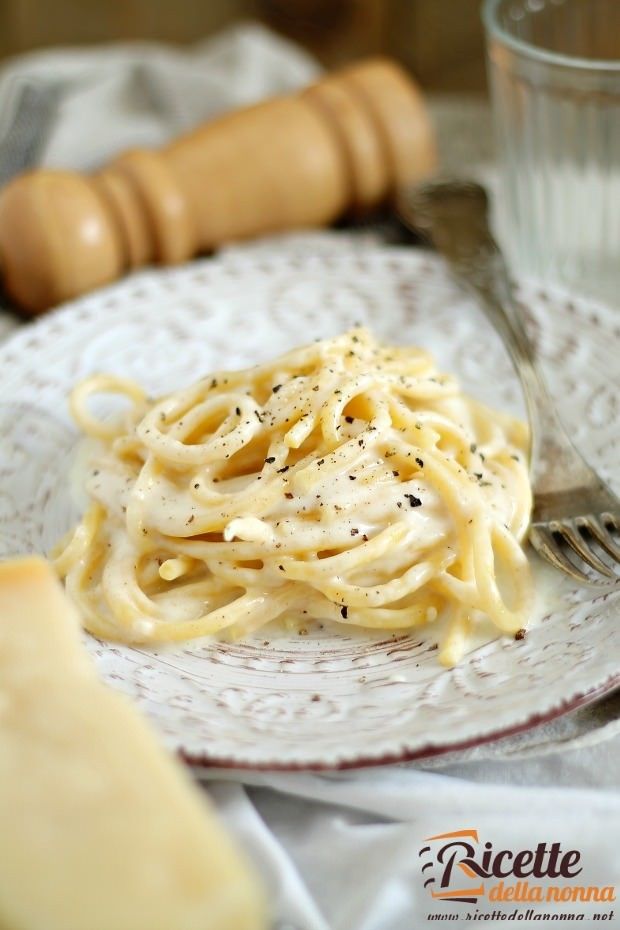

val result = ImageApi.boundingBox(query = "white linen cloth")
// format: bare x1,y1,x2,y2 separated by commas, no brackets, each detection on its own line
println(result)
0,24,618,929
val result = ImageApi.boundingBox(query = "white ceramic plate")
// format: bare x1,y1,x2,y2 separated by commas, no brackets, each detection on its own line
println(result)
1,233,618,769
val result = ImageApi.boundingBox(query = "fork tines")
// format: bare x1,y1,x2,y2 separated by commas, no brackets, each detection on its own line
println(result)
530,513,620,585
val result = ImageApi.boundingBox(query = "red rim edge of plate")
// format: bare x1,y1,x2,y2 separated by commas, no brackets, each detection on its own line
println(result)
180,671,620,773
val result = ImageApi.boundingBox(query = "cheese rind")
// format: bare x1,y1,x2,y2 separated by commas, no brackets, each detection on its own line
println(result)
0,556,267,930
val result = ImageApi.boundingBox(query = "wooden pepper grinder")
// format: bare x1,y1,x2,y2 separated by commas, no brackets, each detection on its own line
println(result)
0,58,435,315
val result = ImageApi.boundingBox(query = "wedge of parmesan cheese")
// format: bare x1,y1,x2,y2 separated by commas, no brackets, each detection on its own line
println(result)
0,557,267,930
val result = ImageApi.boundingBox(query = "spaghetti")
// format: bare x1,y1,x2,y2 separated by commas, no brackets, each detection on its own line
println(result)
54,329,533,666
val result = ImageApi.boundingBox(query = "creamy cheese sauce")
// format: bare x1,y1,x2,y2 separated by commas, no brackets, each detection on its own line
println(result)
56,329,534,666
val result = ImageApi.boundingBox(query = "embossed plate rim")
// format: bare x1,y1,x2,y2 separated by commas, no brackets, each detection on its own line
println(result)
184,675,619,771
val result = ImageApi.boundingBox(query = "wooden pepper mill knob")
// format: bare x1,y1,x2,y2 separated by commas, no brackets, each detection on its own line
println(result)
0,58,435,315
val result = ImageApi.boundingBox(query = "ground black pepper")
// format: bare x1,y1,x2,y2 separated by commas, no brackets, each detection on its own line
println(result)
404,494,422,508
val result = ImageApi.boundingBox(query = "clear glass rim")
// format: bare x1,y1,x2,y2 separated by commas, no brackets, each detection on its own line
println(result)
482,0,620,72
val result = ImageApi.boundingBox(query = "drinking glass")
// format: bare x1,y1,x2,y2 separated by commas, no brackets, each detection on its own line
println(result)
483,0,620,304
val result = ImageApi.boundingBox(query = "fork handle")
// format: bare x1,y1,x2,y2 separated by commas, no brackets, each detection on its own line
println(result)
457,243,602,500
409,183,599,501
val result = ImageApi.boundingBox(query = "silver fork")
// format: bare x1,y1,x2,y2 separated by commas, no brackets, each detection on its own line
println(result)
397,178,620,585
